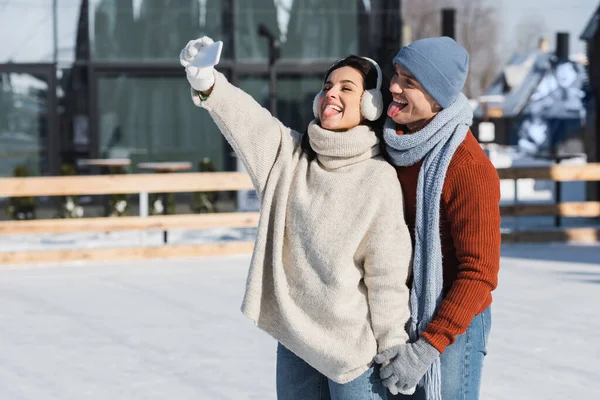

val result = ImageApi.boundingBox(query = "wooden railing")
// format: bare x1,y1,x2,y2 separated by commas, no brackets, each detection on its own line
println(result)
0,172,259,265
496,163,600,244
0,165,599,265
495,164,600,181
0,172,254,197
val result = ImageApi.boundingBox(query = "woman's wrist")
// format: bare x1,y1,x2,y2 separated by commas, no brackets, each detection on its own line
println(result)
198,87,213,100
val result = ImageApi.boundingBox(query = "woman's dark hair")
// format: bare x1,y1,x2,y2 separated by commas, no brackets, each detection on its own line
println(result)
301,55,391,162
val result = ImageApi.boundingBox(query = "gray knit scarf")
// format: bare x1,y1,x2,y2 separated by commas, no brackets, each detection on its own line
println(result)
383,93,473,400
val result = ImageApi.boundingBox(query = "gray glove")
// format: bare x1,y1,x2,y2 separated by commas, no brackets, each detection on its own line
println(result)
375,338,440,395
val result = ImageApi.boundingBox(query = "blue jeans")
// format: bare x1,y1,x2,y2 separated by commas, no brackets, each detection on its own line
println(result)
276,343,388,400
391,306,491,400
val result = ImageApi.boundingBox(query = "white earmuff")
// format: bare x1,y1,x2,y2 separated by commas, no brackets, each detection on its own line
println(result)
359,57,384,121
312,90,323,120
313,57,384,121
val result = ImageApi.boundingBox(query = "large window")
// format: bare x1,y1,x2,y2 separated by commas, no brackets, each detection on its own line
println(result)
97,75,226,171
0,73,50,176
0,0,372,177
0,0,93,64
89,0,225,62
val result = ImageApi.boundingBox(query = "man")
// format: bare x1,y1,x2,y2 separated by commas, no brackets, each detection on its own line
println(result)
375,37,501,400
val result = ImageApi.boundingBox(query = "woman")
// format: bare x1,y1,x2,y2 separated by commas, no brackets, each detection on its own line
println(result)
180,36,413,399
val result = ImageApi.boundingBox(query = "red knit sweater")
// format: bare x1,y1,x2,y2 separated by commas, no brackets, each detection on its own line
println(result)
395,128,501,353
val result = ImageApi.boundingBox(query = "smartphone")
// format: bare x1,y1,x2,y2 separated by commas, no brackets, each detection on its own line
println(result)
190,41,223,69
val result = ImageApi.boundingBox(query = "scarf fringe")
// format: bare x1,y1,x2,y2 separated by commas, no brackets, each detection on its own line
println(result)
423,358,443,400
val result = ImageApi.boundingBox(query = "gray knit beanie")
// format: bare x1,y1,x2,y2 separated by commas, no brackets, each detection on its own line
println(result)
393,36,469,108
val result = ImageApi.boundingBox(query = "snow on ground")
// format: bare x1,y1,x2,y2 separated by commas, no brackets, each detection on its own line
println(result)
482,243,600,400
0,254,275,400
0,243,598,399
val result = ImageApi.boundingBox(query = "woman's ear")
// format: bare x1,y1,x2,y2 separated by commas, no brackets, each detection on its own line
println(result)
433,102,442,111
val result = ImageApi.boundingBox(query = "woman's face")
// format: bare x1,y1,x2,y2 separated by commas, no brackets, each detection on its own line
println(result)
317,66,364,131
388,64,440,126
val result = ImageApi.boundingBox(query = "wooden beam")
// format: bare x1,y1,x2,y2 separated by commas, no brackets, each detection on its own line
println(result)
500,202,600,217
0,242,255,265
497,163,600,181
0,163,598,198
0,172,255,197
0,213,261,236
502,228,600,244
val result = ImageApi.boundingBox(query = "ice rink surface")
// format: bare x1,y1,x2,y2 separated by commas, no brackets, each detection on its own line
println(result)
0,243,598,399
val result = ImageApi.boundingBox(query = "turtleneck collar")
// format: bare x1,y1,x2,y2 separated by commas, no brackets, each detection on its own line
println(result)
307,120,381,169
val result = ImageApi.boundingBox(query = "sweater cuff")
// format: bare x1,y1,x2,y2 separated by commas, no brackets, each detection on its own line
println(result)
421,331,448,354
378,337,409,354
189,71,227,108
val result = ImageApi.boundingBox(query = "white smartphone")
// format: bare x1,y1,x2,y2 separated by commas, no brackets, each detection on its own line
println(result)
191,40,223,69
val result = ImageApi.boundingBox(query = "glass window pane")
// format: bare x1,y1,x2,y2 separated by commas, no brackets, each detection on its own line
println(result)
58,66,90,160
277,76,321,132
0,73,50,177
238,77,269,108
281,0,358,59
98,75,226,171
236,1,358,61
57,0,88,64
236,0,280,60
0,1,53,63
238,75,321,132
89,0,225,62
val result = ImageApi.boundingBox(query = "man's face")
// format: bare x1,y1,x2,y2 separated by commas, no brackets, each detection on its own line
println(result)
388,64,440,126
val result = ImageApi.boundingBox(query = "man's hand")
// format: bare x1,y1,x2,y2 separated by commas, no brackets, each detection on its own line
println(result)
375,338,440,395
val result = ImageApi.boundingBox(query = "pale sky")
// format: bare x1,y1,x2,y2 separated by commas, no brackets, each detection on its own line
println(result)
0,0,597,63
499,0,598,54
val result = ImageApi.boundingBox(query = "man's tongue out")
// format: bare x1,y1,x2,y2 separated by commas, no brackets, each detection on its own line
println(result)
387,101,407,118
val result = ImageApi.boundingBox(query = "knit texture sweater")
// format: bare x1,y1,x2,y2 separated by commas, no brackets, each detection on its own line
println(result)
394,128,501,353
193,72,413,384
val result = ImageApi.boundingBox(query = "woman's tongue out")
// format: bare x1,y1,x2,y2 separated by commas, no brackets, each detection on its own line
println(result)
323,104,342,118
387,100,407,118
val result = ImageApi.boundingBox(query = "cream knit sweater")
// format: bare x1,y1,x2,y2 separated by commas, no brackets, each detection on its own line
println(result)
192,72,412,384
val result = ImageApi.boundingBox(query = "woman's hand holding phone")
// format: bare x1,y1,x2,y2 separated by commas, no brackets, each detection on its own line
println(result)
179,36,223,92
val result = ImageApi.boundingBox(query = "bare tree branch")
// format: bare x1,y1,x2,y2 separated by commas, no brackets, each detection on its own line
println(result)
514,14,547,52
457,0,500,98
402,0,501,98
403,0,442,40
